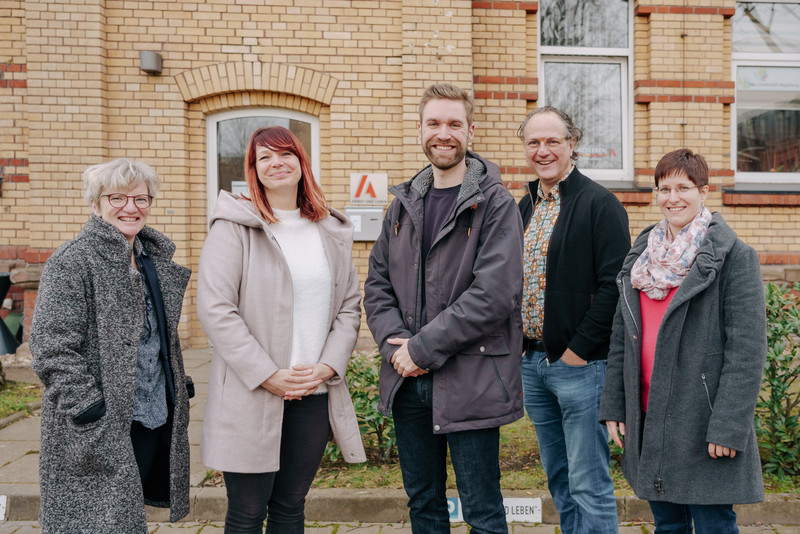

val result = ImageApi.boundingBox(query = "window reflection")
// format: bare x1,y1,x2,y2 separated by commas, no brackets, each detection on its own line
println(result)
737,67,800,173
545,62,623,170
216,117,312,195
733,3,800,54
540,0,628,48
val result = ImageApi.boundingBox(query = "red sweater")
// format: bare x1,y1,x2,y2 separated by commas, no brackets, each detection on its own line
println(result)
639,286,678,411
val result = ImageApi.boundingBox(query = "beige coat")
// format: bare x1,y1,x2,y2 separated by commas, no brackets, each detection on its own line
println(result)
198,191,366,472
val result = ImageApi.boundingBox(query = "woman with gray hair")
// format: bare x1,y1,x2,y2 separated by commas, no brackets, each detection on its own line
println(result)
30,158,193,533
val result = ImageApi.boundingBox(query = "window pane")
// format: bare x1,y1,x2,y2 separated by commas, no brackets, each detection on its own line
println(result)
733,2,800,54
737,66,800,173
216,117,312,195
545,62,623,170
540,0,628,48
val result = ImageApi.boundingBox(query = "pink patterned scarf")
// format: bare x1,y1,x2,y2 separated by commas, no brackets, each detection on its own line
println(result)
631,207,712,300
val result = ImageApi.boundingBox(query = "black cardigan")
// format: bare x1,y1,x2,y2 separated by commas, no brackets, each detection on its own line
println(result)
519,167,630,362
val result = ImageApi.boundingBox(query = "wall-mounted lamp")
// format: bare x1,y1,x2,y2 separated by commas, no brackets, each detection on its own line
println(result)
140,51,163,75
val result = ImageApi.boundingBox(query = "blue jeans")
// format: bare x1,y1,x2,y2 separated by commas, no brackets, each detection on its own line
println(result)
521,350,617,534
649,501,738,534
392,374,507,534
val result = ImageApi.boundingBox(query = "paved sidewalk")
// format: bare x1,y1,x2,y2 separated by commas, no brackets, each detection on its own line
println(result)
1,348,799,532
0,522,799,533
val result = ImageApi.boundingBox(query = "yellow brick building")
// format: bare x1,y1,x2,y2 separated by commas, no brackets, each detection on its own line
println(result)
1,0,798,347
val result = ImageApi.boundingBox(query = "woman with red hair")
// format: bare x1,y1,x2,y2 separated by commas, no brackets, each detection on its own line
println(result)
198,126,365,533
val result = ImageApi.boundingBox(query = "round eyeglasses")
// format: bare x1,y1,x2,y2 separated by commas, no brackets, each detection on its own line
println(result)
101,193,153,208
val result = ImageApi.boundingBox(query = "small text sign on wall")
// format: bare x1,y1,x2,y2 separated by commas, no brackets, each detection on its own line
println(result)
350,173,388,206
447,496,542,524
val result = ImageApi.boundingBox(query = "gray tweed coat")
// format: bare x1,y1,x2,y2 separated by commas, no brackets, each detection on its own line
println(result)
30,215,192,533
599,213,766,504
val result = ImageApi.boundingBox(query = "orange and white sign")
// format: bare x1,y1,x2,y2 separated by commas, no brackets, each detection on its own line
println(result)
350,173,388,205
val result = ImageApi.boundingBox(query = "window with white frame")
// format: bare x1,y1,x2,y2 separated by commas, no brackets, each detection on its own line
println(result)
733,1,800,185
206,110,320,216
539,0,632,182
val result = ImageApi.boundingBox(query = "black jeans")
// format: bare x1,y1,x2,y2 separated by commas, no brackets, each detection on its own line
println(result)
131,410,173,505
223,393,331,534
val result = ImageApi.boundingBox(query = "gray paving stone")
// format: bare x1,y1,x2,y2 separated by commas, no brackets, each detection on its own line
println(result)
188,419,202,446
0,454,39,484
0,418,40,443
0,522,40,534
509,524,556,533
0,442,38,468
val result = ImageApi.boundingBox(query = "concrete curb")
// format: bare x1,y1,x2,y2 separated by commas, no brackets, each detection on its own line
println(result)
0,400,41,431
3,486,799,525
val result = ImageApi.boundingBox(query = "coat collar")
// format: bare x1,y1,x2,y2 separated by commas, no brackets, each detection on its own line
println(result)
316,206,354,244
525,165,583,198
80,214,176,265
621,212,738,307
395,150,498,195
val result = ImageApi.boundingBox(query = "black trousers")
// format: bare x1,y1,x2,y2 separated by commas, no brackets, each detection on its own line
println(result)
131,409,173,506
222,393,331,534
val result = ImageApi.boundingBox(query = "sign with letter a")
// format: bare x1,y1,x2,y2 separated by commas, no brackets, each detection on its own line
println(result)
350,173,388,206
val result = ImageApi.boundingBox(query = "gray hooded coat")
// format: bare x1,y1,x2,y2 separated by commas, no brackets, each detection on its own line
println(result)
599,212,766,504
31,215,192,533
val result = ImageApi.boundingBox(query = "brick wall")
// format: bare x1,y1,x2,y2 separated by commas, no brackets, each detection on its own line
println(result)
1,0,798,347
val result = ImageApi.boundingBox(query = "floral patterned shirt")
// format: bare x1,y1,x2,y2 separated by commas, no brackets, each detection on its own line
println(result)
521,173,570,339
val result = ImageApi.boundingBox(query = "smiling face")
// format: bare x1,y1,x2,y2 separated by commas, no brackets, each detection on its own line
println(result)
657,171,709,237
92,182,150,245
255,144,302,203
522,112,576,192
418,98,475,171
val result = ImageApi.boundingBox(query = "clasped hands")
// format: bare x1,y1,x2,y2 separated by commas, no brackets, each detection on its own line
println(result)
605,421,737,459
388,337,428,377
261,363,335,400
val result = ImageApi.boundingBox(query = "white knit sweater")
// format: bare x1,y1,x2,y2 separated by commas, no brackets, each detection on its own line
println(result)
270,208,332,392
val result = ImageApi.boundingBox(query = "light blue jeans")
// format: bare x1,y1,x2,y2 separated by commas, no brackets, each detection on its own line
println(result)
522,350,618,534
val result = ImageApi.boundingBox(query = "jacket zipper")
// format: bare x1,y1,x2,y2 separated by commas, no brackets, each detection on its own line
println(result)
489,358,510,402
620,278,641,339
701,373,713,412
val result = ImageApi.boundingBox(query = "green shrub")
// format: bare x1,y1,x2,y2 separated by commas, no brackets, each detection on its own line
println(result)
325,348,396,463
756,282,800,479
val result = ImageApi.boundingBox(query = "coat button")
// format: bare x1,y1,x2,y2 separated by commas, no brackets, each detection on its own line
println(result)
480,346,485,353
617,279,621,284
633,335,637,340
434,425,440,431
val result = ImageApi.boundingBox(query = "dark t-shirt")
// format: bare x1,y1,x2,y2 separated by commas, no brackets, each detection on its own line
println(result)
421,184,460,324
